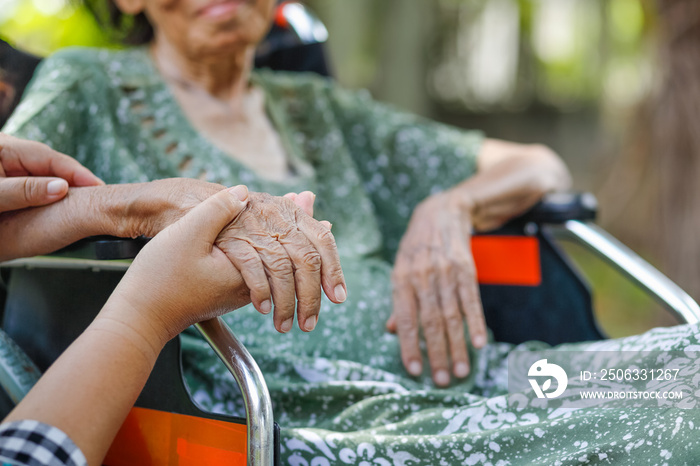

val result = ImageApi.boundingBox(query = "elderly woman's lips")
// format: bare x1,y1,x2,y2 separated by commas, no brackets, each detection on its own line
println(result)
198,0,244,19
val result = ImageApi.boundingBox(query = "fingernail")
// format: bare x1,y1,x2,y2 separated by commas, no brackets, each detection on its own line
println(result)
435,370,450,386
46,179,67,196
473,334,486,348
280,318,293,333
334,285,347,303
228,185,249,201
304,315,317,331
408,361,422,376
260,300,271,315
454,362,469,378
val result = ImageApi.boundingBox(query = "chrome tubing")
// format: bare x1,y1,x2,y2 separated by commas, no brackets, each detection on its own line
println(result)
549,220,700,325
196,318,274,466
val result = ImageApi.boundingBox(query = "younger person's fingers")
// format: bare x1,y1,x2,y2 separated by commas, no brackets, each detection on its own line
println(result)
42,152,104,187
0,135,104,186
176,185,249,246
70,166,105,187
0,177,68,212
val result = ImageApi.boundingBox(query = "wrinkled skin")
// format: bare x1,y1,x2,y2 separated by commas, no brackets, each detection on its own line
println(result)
216,192,344,332
390,191,485,387
387,140,572,387
0,161,346,334
112,178,347,333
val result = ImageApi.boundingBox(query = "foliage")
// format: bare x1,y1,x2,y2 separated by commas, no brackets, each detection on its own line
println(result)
0,0,116,56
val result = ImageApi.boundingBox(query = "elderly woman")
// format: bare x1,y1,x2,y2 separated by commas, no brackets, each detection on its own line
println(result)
5,1,700,463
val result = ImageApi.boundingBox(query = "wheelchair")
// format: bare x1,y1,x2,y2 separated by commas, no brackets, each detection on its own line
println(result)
0,192,698,465
2,4,700,465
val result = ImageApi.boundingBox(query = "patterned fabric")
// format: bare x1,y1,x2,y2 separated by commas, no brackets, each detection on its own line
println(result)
6,47,700,464
0,421,86,466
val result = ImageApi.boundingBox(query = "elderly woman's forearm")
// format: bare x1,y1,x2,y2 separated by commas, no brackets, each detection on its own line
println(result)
452,139,571,232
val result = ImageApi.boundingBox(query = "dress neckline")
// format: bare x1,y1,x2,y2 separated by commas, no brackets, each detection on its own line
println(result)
125,47,315,188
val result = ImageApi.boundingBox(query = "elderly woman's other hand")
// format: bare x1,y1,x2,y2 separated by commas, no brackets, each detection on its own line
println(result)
124,179,346,334
387,140,571,387
0,134,104,213
389,191,486,388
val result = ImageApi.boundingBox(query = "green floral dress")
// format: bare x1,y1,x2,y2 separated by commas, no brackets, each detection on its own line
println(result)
6,47,700,465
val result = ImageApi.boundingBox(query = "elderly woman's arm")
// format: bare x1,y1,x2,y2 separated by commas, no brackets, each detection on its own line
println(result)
0,179,346,333
388,139,571,386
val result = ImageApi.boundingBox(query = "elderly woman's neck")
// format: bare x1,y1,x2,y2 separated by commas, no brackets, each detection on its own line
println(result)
151,40,255,104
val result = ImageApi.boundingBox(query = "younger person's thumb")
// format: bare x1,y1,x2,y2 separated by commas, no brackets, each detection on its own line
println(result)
177,185,249,244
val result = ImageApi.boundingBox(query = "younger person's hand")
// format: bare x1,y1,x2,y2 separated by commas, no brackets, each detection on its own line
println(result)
98,185,252,352
0,134,103,213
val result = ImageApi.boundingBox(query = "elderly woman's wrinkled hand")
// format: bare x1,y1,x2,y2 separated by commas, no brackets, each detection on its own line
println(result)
217,191,346,334
388,191,487,387
128,179,345,333
0,134,104,213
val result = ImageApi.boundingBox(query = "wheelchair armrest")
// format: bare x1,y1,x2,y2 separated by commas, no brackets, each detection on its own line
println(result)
549,221,700,326
515,192,597,225
51,236,149,260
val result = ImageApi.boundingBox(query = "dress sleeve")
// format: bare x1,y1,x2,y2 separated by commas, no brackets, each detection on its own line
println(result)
2,50,90,160
0,420,87,466
326,83,484,259
1,49,141,184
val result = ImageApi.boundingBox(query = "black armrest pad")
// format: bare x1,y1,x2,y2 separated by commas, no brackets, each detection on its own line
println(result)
515,192,597,225
51,236,150,261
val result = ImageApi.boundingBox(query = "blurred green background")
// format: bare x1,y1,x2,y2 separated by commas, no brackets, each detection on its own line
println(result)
0,0,677,338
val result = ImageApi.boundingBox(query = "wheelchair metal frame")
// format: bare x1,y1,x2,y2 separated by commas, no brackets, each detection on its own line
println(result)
550,220,700,325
